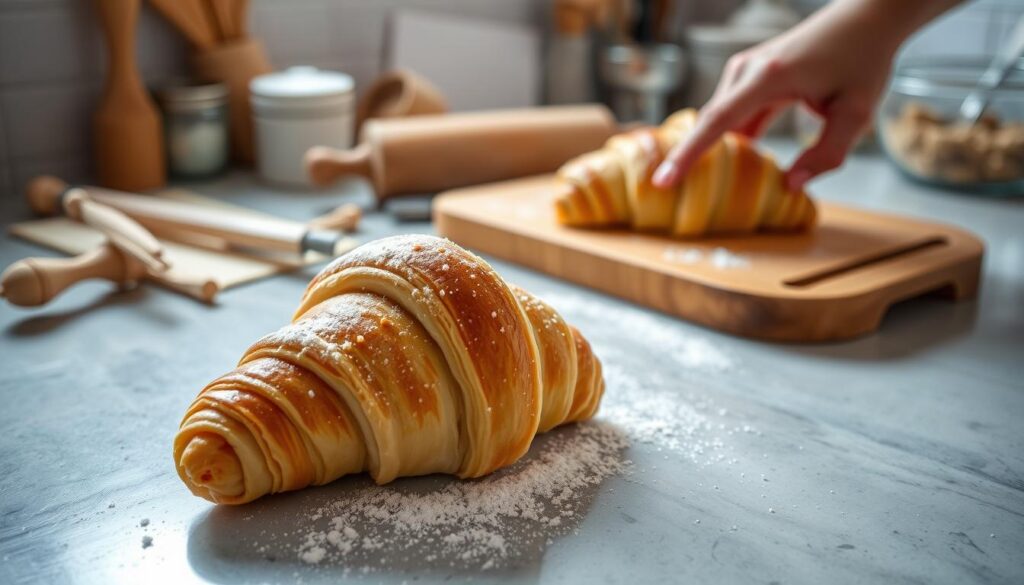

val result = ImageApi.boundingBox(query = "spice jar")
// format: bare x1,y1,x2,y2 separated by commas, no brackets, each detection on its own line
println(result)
156,80,229,179
250,66,356,186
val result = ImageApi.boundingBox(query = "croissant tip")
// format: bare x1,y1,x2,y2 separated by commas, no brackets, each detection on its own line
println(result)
178,433,245,502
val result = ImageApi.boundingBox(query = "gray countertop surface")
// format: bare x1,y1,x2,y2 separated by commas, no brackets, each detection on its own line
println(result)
1,142,1022,584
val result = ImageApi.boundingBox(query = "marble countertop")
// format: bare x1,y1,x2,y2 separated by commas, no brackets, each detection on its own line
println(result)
1,142,1022,584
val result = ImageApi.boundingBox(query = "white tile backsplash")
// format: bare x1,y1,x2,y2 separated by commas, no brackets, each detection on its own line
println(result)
1,83,98,159
252,2,335,62
0,166,11,222
326,2,389,61
901,1,1024,62
0,3,96,86
0,99,7,163
988,9,1024,54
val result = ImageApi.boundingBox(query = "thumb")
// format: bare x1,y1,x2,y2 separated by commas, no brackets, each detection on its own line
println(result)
786,100,870,191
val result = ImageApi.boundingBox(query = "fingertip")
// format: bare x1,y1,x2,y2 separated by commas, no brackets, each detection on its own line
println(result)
652,160,681,189
786,168,812,192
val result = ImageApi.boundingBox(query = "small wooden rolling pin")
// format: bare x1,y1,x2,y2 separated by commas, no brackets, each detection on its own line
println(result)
27,176,354,257
305,105,617,200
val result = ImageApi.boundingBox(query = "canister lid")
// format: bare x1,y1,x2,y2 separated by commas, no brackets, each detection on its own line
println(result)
251,66,354,98
156,79,228,112
250,66,355,112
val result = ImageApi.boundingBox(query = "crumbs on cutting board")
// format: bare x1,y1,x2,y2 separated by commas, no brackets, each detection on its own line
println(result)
662,246,751,269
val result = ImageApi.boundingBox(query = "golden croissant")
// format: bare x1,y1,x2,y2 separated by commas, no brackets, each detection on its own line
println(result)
174,235,604,504
554,109,817,236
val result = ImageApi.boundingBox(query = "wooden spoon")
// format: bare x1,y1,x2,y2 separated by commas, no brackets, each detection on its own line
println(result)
148,0,217,50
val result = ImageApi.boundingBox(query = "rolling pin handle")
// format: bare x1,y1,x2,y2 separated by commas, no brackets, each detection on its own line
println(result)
0,244,134,307
305,143,374,188
26,175,73,216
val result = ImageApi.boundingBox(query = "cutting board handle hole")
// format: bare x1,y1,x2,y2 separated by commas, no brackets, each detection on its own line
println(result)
783,237,949,288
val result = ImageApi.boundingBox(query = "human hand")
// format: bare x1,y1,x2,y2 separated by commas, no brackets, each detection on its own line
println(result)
652,0,961,192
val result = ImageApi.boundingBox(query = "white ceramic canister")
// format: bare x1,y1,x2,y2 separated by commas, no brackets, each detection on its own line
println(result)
250,66,355,186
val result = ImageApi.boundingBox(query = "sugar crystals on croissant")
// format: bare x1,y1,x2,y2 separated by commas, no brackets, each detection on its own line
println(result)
554,108,817,236
174,235,604,504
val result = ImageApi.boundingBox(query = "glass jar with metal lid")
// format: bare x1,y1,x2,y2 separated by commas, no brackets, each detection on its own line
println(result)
156,80,230,180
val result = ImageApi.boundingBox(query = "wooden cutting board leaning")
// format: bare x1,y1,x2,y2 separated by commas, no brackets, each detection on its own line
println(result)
434,175,984,342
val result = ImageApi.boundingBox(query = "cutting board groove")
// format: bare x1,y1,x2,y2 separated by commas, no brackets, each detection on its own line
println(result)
434,175,984,342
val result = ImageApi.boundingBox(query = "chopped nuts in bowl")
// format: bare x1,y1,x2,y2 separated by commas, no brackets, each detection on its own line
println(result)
879,58,1024,195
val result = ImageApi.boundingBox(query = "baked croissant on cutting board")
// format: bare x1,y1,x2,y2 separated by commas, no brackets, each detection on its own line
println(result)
554,109,817,236
174,235,604,504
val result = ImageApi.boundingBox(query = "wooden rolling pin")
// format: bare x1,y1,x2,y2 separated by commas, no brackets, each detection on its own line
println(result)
27,176,353,257
305,105,617,200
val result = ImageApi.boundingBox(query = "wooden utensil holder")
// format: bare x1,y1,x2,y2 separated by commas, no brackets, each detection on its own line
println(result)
192,38,272,164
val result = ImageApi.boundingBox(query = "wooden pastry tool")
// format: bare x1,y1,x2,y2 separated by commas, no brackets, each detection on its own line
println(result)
230,0,249,38
1,192,218,307
27,176,354,257
93,0,166,191
305,105,617,201
204,0,235,41
147,0,218,50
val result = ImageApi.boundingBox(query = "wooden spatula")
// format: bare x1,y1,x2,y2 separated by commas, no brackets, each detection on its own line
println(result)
93,0,166,191
147,0,217,50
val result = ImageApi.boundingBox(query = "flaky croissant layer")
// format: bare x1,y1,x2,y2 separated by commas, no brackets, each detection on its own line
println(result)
174,235,604,504
554,109,817,236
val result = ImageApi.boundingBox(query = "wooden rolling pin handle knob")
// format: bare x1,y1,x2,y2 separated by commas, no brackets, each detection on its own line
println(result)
0,244,140,307
26,175,71,216
305,143,374,188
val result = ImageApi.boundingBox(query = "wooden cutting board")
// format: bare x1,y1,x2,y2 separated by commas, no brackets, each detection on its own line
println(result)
434,175,984,342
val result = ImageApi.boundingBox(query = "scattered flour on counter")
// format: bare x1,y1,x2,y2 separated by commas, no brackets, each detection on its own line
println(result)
600,364,734,463
297,422,629,570
289,290,746,571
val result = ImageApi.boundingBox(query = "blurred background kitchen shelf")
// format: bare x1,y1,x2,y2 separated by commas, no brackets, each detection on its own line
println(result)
0,0,1022,220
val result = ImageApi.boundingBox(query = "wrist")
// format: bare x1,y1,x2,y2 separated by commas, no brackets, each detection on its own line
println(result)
838,0,963,55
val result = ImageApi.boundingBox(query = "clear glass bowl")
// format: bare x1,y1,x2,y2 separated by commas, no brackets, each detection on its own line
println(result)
878,57,1024,196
